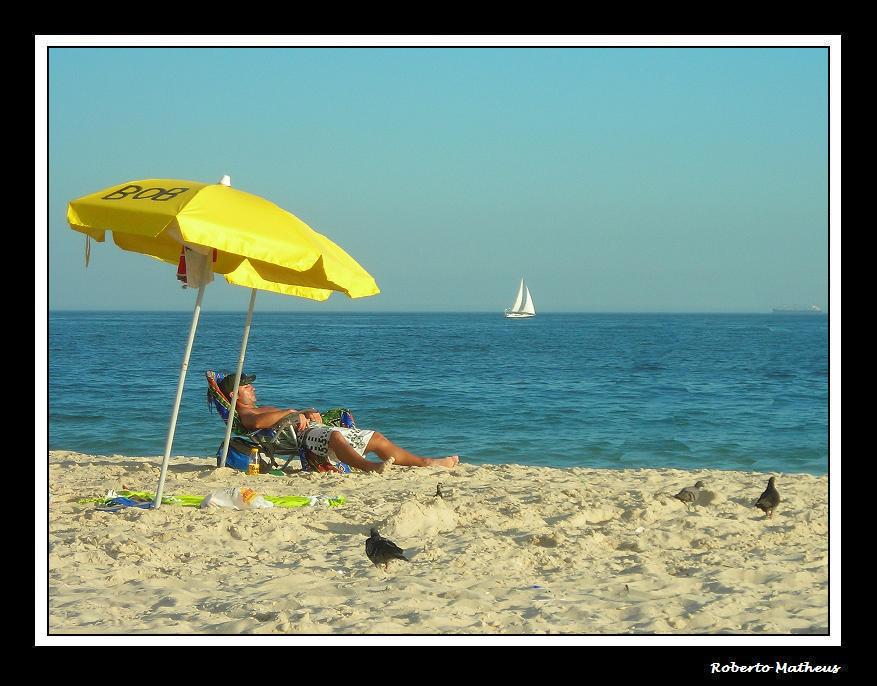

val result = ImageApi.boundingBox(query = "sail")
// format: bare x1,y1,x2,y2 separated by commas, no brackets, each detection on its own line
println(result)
511,278,525,311
521,285,535,314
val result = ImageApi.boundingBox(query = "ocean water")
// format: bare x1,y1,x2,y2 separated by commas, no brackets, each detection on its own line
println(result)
47,312,829,474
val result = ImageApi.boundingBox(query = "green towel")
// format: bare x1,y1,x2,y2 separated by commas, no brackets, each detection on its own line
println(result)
79,490,345,508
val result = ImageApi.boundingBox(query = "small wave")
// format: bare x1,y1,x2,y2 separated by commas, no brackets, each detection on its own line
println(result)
630,363,666,372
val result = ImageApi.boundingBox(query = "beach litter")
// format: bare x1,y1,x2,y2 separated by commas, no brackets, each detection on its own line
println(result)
201,487,273,509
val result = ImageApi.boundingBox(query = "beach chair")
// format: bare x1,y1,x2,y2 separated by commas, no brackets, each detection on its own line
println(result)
205,370,302,472
205,371,358,473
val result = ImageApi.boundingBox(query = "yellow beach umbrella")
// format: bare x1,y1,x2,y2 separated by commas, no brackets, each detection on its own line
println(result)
67,175,380,506
67,176,379,298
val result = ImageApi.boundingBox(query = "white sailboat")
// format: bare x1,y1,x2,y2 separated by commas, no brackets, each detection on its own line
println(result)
504,277,536,318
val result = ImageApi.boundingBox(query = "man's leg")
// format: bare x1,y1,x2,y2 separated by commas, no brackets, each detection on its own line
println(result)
327,432,392,473
365,432,459,468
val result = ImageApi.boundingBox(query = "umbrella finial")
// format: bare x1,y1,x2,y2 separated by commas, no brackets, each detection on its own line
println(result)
219,175,231,186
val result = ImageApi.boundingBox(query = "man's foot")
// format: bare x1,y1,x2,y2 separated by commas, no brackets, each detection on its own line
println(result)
430,455,459,469
373,456,395,474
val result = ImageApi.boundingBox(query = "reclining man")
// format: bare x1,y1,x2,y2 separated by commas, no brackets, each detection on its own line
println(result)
220,372,460,473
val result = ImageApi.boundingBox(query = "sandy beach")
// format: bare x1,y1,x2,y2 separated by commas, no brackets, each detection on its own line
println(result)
45,450,828,636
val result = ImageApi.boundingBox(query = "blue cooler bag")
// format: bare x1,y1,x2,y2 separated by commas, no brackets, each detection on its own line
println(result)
216,437,261,472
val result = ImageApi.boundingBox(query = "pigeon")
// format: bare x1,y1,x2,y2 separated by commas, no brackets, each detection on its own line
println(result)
673,480,705,509
435,483,444,498
365,528,409,570
755,476,780,518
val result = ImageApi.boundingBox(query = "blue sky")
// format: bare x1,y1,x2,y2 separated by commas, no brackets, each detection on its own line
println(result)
45,44,830,312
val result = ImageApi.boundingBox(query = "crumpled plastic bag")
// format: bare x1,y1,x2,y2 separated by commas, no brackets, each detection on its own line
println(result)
200,487,274,510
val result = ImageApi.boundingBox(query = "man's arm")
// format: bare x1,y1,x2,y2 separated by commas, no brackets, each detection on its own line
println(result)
238,405,297,431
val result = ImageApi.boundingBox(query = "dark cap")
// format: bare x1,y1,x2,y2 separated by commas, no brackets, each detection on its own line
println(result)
219,372,256,398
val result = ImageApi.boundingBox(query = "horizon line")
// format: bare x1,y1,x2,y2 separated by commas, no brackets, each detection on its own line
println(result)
46,309,828,315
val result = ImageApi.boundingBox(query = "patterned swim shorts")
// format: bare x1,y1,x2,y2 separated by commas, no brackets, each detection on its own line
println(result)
301,424,375,461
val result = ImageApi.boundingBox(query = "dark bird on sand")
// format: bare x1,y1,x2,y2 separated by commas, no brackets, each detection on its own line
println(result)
755,477,780,518
673,480,705,509
365,528,409,570
435,483,444,498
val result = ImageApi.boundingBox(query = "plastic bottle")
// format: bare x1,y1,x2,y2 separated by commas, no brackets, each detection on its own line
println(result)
247,447,260,476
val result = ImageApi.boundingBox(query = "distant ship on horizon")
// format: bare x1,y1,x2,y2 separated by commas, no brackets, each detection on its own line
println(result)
772,304,823,314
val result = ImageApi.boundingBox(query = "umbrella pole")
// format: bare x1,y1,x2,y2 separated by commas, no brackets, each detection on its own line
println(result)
153,282,207,508
218,288,258,468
